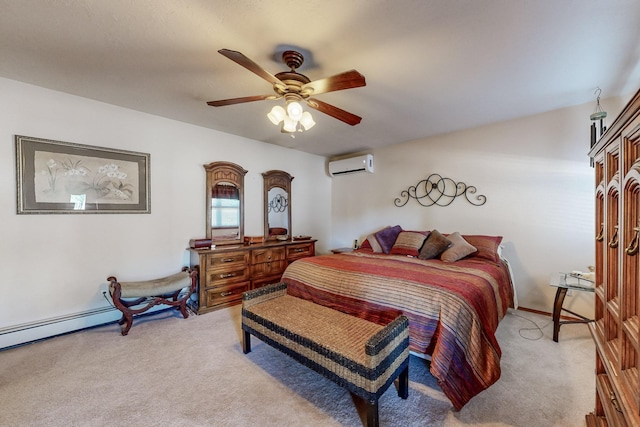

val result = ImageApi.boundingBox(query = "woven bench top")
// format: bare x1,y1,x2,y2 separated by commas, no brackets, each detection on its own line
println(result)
115,270,192,298
245,294,384,363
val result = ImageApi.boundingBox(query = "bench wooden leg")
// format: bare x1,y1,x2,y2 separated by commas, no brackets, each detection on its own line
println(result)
365,400,379,427
107,269,196,336
120,316,133,336
398,365,409,399
242,330,251,354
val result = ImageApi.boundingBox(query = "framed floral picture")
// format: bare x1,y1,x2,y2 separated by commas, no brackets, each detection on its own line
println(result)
15,135,150,214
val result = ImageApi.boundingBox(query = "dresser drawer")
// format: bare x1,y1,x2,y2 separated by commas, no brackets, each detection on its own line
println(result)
251,260,286,278
251,247,286,264
205,281,250,308
252,275,282,290
205,251,249,271
205,266,250,287
286,242,315,261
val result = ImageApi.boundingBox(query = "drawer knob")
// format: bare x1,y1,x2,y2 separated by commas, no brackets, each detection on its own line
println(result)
221,258,235,263
220,273,236,279
609,391,622,413
608,225,619,248
625,224,640,256
595,223,604,242
220,291,233,297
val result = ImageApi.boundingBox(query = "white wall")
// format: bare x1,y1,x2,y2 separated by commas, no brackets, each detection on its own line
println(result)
3,74,630,347
331,95,628,315
0,77,331,348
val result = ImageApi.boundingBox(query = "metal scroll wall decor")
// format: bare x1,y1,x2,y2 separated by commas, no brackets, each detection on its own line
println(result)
394,173,487,207
268,194,288,213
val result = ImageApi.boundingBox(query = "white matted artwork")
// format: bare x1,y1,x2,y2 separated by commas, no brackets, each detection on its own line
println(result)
15,135,150,214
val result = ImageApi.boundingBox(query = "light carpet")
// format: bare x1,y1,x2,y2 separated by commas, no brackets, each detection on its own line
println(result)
0,305,594,426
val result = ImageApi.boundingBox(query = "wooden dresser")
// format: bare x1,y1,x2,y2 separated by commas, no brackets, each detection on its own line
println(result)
587,88,640,426
188,239,315,314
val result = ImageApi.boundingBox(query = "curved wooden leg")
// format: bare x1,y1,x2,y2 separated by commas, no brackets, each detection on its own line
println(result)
178,299,189,319
120,315,133,336
109,280,136,336
552,287,567,342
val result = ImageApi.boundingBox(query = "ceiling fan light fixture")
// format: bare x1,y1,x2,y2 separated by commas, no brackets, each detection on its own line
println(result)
286,101,304,121
300,111,316,130
267,105,286,124
282,116,297,133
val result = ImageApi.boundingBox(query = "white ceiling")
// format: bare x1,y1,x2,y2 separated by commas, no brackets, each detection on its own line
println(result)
1,1,639,157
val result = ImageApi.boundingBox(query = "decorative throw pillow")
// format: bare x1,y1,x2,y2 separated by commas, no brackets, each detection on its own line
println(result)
357,238,374,252
440,232,477,262
462,235,503,263
418,229,452,260
390,231,429,257
365,233,384,253
374,225,403,254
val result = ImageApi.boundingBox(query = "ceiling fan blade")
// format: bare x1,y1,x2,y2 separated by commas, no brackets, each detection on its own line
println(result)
207,94,277,107
218,49,285,87
302,70,366,95
307,98,362,126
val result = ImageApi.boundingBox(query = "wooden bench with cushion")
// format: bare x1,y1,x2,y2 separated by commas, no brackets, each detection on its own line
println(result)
241,282,409,427
108,267,197,336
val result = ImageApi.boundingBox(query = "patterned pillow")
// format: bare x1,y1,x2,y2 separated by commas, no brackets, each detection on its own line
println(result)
418,229,451,260
462,235,503,263
374,225,403,254
364,233,384,252
357,238,374,252
440,232,477,262
390,231,429,257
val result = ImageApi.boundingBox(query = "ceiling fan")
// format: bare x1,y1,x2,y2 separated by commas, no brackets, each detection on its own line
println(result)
206,49,366,131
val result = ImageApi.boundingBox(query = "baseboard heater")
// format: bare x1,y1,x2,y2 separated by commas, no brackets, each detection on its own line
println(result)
0,305,116,335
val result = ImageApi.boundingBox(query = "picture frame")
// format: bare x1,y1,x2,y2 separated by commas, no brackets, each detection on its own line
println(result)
15,135,150,214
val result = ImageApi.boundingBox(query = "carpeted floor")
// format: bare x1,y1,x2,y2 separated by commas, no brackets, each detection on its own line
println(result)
0,305,594,426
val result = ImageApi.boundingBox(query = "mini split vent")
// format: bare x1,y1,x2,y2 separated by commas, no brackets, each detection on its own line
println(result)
328,154,374,176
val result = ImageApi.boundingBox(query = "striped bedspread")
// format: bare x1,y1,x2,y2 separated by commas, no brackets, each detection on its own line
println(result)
281,251,514,410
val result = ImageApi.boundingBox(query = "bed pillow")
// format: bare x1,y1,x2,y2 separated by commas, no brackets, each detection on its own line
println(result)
360,226,388,253
374,225,403,254
364,233,384,252
390,231,429,257
357,238,374,252
462,235,503,263
418,229,451,260
440,232,477,262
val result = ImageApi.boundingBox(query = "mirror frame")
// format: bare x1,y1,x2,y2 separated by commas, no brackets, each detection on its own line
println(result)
204,161,247,245
263,170,293,241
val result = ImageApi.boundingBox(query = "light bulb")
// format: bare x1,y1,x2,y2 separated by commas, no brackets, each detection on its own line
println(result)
267,105,286,125
286,101,303,121
300,111,315,130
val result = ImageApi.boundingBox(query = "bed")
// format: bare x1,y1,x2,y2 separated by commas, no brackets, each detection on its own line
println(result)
280,228,515,410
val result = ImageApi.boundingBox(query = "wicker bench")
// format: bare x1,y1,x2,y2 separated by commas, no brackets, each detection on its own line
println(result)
108,267,197,336
241,282,409,427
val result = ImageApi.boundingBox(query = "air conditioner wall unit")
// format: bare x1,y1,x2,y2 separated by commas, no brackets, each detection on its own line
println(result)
328,154,374,176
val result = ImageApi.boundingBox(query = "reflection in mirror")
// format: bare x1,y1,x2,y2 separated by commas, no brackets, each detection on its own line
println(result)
204,161,247,245
267,187,288,236
211,182,240,240
263,170,293,241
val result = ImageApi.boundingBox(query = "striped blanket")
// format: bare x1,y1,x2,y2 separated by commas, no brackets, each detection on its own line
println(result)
281,251,514,410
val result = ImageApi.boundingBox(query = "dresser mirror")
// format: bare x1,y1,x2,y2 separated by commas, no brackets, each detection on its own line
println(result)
263,170,293,241
204,161,247,245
